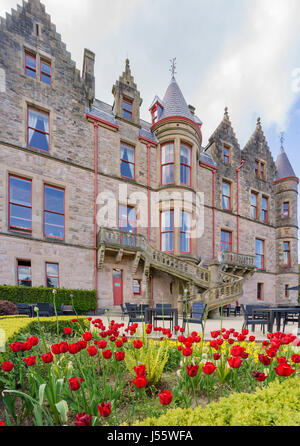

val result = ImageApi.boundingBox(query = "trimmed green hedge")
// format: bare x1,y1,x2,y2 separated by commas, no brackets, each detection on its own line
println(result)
135,376,300,426
0,285,96,313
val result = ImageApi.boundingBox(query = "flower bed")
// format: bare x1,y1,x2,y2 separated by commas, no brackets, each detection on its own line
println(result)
0,316,299,426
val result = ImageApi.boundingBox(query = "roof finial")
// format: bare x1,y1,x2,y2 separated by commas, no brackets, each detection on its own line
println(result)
256,117,261,128
224,106,229,119
169,57,177,79
280,131,285,150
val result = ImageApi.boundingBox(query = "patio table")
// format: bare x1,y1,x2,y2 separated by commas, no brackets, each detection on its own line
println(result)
253,307,300,333
145,307,178,327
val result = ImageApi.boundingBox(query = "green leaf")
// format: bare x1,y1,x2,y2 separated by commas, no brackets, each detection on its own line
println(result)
55,400,69,424
39,383,47,406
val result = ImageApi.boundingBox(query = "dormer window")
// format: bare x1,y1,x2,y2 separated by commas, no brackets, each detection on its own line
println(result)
150,102,163,124
122,98,133,120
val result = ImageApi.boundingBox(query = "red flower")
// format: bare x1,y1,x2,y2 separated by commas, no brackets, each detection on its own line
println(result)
59,342,69,353
266,348,277,358
77,340,87,350
252,371,267,382
249,336,256,342
237,334,246,341
102,349,112,359
64,327,72,335
68,343,80,355
21,341,32,351
133,340,143,349
82,332,93,342
182,347,193,357
87,346,98,357
69,376,83,391
211,331,219,338
41,353,53,364
132,376,148,388
98,402,111,418
24,356,36,366
291,354,300,364
277,356,288,365
97,340,107,349
174,325,180,331
51,344,61,355
74,413,92,426
158,390,173,405
186,364,199,377
179,327,185,333
72,319,79,323
242,328,249,335
134,365,146,376
230,345,245,357
115,351,125,361
227,356,242,368
0,421,4,426
115,340,123,348
227,338,234,345
258,354,272,366
1,361,14,372
274,364,295,377
9,342,22,353
27,336,39,347
213,353,221,361
202,362,216,375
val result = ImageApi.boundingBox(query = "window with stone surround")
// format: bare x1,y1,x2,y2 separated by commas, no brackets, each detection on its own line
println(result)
223,145,230,164
255,239,265,270
257,283,264,300
161,142,174,185
262,196,268,223
46,263,59,288
133,279,141,295
120,143,135,180
122,98,133,120
118,204,136,246
25,51,36,79
283,241,291,266
27,106,50,152
221,230,232,252
180,211,191,253
160,210,174,252
251,192,258,220
44,185,65,239
255,160,266,179
17,260,32,287
9,175,32,233
40,58,51,85
222,181,231,210
180,143,191,186
283,202,289,217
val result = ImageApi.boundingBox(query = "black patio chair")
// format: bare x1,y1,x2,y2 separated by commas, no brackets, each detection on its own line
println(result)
120,304,129,321
182,302,207,332
15,302,33,317
127,304,145,326
35,302,52,317
153,304,173,329
219,305,230,317
241,304,269,333
283,311,300,332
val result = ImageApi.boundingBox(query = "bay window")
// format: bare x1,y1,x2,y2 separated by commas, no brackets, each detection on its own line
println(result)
180,143,191,186
161,142,174,185
180,211,191,253
160,210,174,252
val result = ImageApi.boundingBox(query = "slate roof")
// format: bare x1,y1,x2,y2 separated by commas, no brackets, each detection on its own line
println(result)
160,76,194,120
275,147,297,181
199,150,217,167
139,128,159,144
87,101,118,127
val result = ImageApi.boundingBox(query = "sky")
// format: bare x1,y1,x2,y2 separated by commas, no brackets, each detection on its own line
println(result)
1,0,300,253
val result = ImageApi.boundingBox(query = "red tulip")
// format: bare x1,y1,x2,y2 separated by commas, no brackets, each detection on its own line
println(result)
202,362,216,375
87,346,98,357
64,327,72,335
114,351,125,361
102,349,112,359
74,413,93,426
227,356,242,368
186,364,199,377
51,344,61,355
274,364,295,377
258,354,271,366
27,336,39,347
133,340,143,349
213,353,221,361
82,332,93,342
252,371,267,381
182,347,193,357
158,390,173,405
24,356,36,366
115,340,123,348
291,354,300,364
41,353,53,364
98,402,111,418
68,343,80,355
132,376,148,388
9,342,23,353
59,342,69,353
1,361,14,372
69,376,83,391
97,340,107,349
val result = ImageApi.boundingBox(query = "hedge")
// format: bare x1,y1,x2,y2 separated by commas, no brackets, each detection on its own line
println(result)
0,285,97,313
135,376,300,426
0,315,90,362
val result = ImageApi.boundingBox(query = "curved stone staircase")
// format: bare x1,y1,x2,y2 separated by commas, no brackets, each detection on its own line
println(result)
98,227,256,312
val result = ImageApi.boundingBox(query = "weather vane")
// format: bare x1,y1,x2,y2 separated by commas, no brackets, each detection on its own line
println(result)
169,57,177,78
280,131,285,149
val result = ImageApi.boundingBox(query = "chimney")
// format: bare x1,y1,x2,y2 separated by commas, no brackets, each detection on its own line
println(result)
82,49,95,104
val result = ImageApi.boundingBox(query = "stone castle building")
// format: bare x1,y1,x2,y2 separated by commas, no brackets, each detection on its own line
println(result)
0,0,298,312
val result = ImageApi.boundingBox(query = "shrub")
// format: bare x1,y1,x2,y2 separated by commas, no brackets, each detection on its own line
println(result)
0,285,96,313
135,376,300,426
0,300,18,316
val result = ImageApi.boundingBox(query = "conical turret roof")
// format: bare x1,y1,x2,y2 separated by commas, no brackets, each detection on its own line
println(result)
160,76,193,120
275,146,296,181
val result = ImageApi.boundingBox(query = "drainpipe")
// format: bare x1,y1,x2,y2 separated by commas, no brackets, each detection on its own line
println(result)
94,122,99,312
212,168,216,259
236,160,245,254
147,144,151,241
150,274,153,307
